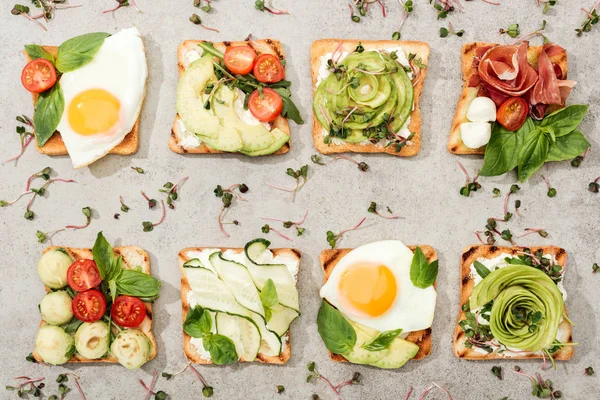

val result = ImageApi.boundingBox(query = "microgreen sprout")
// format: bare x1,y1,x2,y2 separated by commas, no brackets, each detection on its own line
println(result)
267,165,308,200
512,20,549,45
214,184,247,237
491,366,503,380
593,263,599,273
577,1,600,36
261,224,292,241
263,210,308,236
5,115,34,164
255,0,290,15
368,202,400,219
114,213,120,219
542,175,557,197
139,370,158,400
326,217,367,248
512,368,562,399
515,199,523,217
141,191,157,209
440,22,465,38
120,196,130,213
131,166,145,174
571,147,590,167
65,207,92,230
103,0,142,13
306,362,361,398
12,1,82,30
585,366,595,375
414,382,455,399
194,0,212,12
162,362,192,381
430,0,461,19
189,13,219,32
588,176,600,193
501,229,515,244
457,161,481,196
187,364,213,397
491,188,501,198
36,229,64,243
392,0,413,39
516,228,549,238
311,154,369,171
62,373,85,400
11,4,46,30
159,176,188,209
499,23,520,38
276,385,285,394
142,200,166,232
537,0,557,14
14,176,75,221
6,376,45,398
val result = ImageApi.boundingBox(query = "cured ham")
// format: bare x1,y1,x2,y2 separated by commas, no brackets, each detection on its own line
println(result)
529,43,576,106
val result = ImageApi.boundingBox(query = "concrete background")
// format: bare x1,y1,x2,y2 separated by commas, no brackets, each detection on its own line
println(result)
0,0,599,399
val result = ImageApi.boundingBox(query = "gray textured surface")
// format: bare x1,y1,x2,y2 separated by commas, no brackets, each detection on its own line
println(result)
1,1,599,399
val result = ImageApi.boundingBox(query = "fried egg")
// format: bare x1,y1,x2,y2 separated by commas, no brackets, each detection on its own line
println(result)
320,240,437,333
56,27,147,168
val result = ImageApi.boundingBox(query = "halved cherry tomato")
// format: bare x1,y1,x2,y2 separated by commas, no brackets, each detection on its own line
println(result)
253,54,284,83
111,296,147,328
224,46,257,75
72,290,106,323
67,259,102,292
248,88,283,122
21,58,57,93
497,97,529,131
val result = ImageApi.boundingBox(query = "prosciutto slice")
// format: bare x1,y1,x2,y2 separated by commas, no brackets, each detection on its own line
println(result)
529,43,576,106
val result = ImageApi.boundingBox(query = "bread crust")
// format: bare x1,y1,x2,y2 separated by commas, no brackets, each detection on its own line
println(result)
448,42,569,155
32,246,157,364
24,46,142,157
178,246,301,365
453,244,574,361
319,245,437,364
310,39,430,157
170,39,291,155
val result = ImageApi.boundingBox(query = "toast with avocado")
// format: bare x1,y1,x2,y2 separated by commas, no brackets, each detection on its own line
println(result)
33,233,159,369
171,39,303,156
310,39,430,156
178,239,301,365
454,244,574,361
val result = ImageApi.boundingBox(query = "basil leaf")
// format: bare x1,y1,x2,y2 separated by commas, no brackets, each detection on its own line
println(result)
410,246,438,289
480,120,532,176
273,87,304,125
55,32,110,73
203,333,238,365
518,128,550,182
540,105,589,138
473,261,491,279
317,301,357,355
108,279,118,302
115,270,161,298
92,232,120,280
62,318,83,334
198,42,224,59
183,306,212,338
25,44,54,62
546,129,590,162
260,279,278,309
361,329,402,351
33,83,64,147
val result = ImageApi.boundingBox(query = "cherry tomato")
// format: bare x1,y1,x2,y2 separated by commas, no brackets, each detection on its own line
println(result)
111,296,147,328
497,97,529,131
67,259,102,292
21,58,57,93
253,54,284,83
224,46,257,75
248,88,283,122
72,290,106,323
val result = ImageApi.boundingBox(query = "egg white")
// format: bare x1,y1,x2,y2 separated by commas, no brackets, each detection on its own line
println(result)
320,240,437,333
56,27,148,168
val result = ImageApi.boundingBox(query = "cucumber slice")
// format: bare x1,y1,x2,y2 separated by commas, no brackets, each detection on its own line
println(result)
209,252,265,318
216,312,260,362
183,258,204,268
184,266,248,317
266,304,299,337
245,238,271,262
250,312,282,357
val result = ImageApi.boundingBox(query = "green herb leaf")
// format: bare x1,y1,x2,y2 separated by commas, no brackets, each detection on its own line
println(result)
24,44,54,62
33,83,64,147
317,301,357,355
273,87,304,125
480,119,532,177
546,129,590,162
540,105,589,138
410,247,438,288
55,32,111,73
115,269,161,298
361,329,402,351
183,306,212,338
198,42,224,59
260,279,278,309
473,261,491,279
91,232,120,281
203,333,237,365
62,318,83,334
518,128,550,182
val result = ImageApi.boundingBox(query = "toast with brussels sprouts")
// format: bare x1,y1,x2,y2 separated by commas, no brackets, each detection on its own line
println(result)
33,236,159,368
319,245,436,364
170,39,300,156
178,239,301,365
454,244,574,361
310,39,430,156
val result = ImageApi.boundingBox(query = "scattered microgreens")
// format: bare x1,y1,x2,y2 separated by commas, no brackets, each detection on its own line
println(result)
542,175,557,197
326,217,367,248
139,370,158,400
12,1,81,31
263,210,308,236
457,161,481,196
65,207,92,230
194,0,212,13
5,115,35,164
347,0,387,23
189,13,219,32
159,176,188,210
585,366,595,375
261,224,291,241
492,366,503,380
255,0,290,15
306,362,361,398
311,154,369,171
155,391,168,400
412,382,455,399
26,353,37,363
512,367,563,398
430,0,462,19
392,0,413,40
515,199,523,217
103,0,142,13
267,165,308,200
577,1,600,36
120,196,130,213
368,202,400,219
588,176,600,193
131,166,145,174
214,184,247,237
185,364,214,397
492,188,501,198
142,200,166,232
499,23,520,38
501,229,515,245
276,385,285,394
6,376,45,398
141,191,157,209
593,263,599,273
440,22,465,38
114,213,120,219
571,147,590,167
537,0,557,14
512,20,549,45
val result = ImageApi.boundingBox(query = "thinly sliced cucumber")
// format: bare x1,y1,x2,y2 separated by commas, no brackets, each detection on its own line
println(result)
183,258,204,268
245,239,271,262
267,304,299,337
184,267,248,317
209,252,265,318
215,313,260,362
250,312,282,357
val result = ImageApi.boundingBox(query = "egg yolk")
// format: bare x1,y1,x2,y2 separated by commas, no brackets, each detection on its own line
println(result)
338,264,397,317
68,89,120,135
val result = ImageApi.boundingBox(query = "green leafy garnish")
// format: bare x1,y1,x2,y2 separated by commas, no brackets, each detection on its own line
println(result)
316,301,356,354
260,279,278,322
409,246,438,288
361,329,402,351
473,261,491,279
33,83,64,147
55,32,111,73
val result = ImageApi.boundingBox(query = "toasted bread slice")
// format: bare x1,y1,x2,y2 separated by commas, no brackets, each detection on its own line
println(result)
178,246,301,365
24,47,142,157
33,246,157,364
448,42,568,155
319,245,436,363
453,244,574,360
310,39,430,157
170,39,291,155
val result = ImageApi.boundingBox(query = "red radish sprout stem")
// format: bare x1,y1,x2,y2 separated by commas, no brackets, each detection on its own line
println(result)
266,183,296,193
170,176,189,195
218,207,231,238
332,40,344,64
269,227,292,241
481,0,500,4
404,387,413,400
456,161,471,186
263,210,308,226
188,364,208,387
65,373,86,400
432,382,454,399
4,135,33,164
141,370,158,400
475,231,486,244
170,362,191,376
376,0,386,16
65,220,90,230
27,178,76,212
419,385,434,400
337,217,366,238
516,228,547,238
514,250,541,264
542,175,552,190
316,374,340,396
341,106,358,126
21,13,47,30
335,379,354,390
152,200,166,227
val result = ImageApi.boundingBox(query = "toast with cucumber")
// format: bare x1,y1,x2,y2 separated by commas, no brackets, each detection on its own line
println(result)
310,39,430,156
33,233,160,369
454,245,574,362
171,39,303,156
178,239,301,365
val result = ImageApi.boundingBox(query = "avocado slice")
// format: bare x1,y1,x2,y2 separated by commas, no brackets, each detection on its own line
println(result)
371,337,420,369
240,128,289,156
